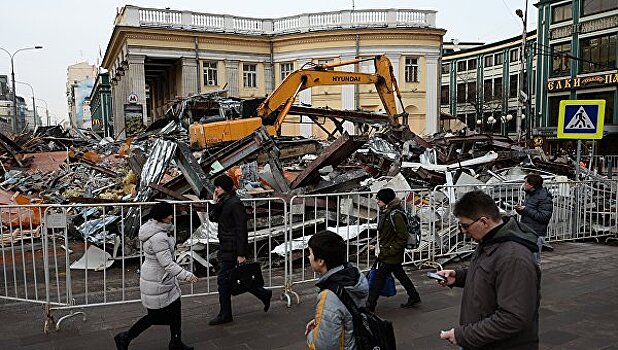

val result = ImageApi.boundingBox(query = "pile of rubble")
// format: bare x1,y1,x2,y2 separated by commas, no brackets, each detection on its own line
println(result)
1,112,606,269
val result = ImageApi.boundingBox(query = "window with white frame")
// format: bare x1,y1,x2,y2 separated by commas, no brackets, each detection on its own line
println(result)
280,62,294,81
203,61,218,86
243,63,257,88
510,48,520,62
405,57,419,83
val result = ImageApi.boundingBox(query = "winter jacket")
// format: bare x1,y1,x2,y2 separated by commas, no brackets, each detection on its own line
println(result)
138,219,195,309
208,192,249,262
377,198,408,264
453,216,541,350
307,263,369,350
521,187,553,236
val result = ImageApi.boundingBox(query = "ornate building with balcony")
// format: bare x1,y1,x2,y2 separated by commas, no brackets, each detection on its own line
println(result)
535,0,618,153
101,5,445,138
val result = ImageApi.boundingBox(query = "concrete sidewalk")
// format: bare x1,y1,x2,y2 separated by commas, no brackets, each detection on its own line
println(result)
1,241,617,349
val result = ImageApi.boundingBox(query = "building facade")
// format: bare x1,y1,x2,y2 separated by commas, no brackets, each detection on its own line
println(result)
535,0,618,153
102,5,445,138
66,62,97,128
88,72,113,137
441,32,538,136
0,74,28,132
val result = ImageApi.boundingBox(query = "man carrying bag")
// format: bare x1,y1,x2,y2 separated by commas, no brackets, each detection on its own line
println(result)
207,174,272,326
366,188,421,313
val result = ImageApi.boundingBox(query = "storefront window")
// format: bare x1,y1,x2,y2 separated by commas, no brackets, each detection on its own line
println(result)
552,42,571,76
581,0,618,16
552,3,573,23
580,34,617,73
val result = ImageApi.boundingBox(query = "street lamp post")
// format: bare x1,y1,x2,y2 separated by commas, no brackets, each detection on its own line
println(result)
15,80,37,128
516,2,529,146
36,98,49,126
0,46,43,132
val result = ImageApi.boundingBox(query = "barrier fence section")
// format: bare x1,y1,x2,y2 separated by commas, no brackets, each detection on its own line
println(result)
1,180,617,333
285,189,433,292
428,180,618,264
0,198,288,333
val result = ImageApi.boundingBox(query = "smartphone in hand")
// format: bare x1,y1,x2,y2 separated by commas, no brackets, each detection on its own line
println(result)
427,271,447,282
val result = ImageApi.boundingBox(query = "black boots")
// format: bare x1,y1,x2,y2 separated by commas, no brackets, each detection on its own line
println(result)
169,338,193,350
262,289,273,312
114,332,131,350
400,294,421,308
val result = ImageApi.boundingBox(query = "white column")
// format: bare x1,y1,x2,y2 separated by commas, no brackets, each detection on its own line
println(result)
341,57,356,135
180,57,198,98
425,55,440,135
127,55,147,124
296,58,312,137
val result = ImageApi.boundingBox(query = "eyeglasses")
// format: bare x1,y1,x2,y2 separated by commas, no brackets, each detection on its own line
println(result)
458,217,483,230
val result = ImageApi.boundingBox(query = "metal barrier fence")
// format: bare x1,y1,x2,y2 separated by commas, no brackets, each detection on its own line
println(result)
1,180,617,333
285,189,433,291
428,180,618,265
0,197,288,333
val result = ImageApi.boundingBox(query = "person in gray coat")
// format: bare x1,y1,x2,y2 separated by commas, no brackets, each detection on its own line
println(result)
305,231,369,350
438,190,540,350
515,174,553,264
114,202,198,350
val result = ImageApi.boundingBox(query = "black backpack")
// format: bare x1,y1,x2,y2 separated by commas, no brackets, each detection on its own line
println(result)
389,208,422,250
324,282,397,350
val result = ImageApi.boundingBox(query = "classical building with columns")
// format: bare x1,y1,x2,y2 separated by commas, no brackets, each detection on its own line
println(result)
102,5,445,138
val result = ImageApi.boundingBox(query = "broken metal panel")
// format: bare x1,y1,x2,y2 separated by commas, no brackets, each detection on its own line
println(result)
288,105,392,126
310,169,369,193
124,139,177,238
127,149,147,175
291,132,368,189
175,142,210,196
21,151,68,172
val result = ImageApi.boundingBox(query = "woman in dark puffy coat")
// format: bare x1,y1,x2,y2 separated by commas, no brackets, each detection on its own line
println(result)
114,202,198,350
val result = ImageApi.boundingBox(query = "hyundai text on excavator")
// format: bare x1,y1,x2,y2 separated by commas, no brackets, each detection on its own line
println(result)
189,54,408,149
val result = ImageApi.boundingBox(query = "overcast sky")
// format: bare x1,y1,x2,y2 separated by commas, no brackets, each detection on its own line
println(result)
0,0,537,123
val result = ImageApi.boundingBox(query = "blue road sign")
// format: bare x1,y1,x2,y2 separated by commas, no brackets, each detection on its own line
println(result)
557,100,605,139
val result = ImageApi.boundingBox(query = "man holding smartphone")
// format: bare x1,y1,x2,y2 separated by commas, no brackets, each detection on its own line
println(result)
515,174,553,265
436,190,540,350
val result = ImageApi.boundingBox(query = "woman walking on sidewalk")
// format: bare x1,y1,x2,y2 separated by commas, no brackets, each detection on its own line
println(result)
114,202,198,350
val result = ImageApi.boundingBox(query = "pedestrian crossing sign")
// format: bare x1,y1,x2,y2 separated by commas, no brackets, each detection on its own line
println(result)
557,100,605,139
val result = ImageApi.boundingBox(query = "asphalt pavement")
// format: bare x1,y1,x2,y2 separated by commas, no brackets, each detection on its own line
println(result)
1,241,617,349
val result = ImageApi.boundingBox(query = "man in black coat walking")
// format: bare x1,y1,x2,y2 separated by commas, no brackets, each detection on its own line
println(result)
207,174,272,325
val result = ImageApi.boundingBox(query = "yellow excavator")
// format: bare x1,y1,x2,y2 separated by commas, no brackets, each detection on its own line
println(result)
189,54,407,148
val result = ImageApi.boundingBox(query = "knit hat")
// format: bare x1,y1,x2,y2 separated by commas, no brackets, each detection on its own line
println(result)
376,188,396,204
150,202,174,221
213,174,235,192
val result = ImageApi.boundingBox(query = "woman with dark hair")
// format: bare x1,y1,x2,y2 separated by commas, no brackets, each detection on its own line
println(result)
114,202,198,350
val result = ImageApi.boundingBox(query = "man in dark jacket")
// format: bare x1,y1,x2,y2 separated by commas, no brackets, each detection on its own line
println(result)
515,174,553,264
207,174,272,326
366,187,421,312
437,190,540,350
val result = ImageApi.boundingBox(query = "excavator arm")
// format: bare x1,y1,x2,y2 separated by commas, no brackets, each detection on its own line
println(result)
189,54,407,148
256,54,405,132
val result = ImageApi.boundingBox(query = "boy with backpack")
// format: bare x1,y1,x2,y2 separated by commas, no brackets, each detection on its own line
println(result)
305,231,369,349
366,188,421,313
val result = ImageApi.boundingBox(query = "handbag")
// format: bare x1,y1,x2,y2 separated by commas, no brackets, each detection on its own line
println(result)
366,261,397,297
228,262,265,296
